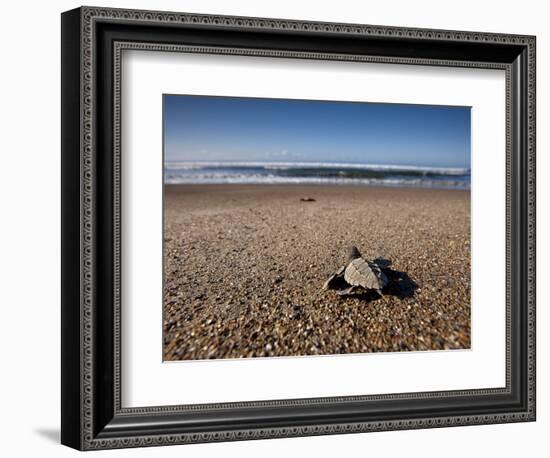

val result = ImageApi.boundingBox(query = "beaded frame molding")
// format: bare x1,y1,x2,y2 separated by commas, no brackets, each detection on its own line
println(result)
61,6,536,450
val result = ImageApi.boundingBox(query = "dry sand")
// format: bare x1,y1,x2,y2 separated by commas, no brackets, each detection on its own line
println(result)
163,184,470,360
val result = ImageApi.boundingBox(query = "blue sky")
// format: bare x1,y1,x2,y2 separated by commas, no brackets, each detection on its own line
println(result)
164,95,471,168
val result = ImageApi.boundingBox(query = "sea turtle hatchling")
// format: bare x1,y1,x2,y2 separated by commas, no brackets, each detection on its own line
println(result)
323,246,388,296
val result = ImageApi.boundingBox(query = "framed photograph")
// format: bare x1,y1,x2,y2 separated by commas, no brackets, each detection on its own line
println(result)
61,6,536,450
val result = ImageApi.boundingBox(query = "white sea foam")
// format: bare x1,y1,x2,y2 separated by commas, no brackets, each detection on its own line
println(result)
163,161,470,190
164,174,469,190
164,161,469,176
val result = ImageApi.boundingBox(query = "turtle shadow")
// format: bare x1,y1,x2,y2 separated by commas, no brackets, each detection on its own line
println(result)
375,258,418,299
373,257,392,269
343,289,382,302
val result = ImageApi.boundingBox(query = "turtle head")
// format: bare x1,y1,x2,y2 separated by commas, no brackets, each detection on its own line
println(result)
348,246,362,261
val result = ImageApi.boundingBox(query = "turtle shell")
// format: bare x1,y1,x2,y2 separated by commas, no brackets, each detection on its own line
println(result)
344,258,388,290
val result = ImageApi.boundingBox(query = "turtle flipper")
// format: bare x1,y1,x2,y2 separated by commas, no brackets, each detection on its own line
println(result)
322,265,347,290
337,285,361,296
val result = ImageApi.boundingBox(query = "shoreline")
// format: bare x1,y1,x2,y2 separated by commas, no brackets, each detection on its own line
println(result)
165,182,471,191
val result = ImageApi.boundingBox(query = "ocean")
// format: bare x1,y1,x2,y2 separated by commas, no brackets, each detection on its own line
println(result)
164,161,470,190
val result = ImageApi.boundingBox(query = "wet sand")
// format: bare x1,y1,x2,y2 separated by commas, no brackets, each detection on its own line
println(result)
163,184,471,360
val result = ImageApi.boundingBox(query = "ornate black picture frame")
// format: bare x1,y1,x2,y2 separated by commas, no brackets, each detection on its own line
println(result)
61,6,536,450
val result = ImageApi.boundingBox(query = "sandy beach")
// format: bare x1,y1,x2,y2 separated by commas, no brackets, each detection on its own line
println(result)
163,184,471,360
